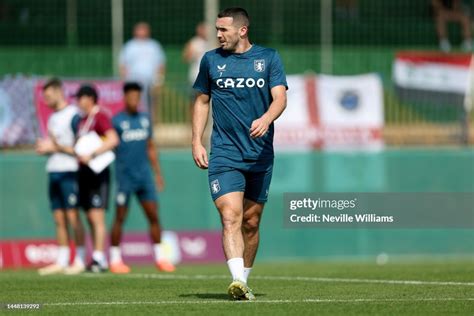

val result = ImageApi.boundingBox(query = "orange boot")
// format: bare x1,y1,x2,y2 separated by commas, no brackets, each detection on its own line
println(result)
156,259,176,272
110,261,131,274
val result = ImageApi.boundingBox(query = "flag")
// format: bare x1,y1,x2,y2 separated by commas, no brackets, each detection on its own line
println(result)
274,73,384,150
393,51,473,108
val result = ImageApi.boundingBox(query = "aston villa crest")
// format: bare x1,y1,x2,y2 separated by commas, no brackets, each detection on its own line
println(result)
210,179,221,194
140,117,149,128
254,59,265,72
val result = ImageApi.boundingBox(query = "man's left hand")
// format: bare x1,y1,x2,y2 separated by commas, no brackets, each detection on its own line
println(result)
250,116,271,138
155,174,165,192
35,138,56,154
78,154,93,164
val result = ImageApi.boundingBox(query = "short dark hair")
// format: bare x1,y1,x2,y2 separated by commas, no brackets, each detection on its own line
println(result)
218,7,250,27
123,81,143,94
75,84,98,103
43,77,62,91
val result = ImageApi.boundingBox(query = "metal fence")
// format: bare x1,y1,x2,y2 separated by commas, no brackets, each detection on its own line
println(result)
0,0,473,145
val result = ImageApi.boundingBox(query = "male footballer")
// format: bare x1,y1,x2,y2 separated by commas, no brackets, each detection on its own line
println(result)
192,7,288,300
109,82,175,273
36,78,86,275
74,84,119,272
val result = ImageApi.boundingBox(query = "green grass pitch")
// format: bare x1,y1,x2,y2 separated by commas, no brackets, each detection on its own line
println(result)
1,261,473,315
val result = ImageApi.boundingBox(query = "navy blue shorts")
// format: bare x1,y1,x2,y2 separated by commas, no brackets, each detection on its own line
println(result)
48,172,79,211
115,174,158,207
208,157,273,203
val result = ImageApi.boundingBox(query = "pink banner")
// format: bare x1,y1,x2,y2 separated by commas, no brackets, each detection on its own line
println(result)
0,231,224,269
34,80,125,137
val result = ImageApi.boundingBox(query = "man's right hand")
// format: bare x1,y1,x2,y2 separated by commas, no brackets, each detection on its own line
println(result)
192,143,209,169
36,138,56,155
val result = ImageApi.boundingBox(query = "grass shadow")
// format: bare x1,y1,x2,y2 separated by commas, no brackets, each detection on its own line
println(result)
179,293,266,300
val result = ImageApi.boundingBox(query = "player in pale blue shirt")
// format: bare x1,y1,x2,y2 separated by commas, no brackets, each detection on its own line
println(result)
110,82,175,274
119,22,166,116
192,7,288,300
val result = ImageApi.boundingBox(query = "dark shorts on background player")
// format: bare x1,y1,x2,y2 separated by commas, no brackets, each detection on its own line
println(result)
208,156,274,203
48,172,78,210
115,173,158,207
78,165,110,210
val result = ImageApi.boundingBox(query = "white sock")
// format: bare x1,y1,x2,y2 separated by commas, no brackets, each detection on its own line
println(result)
153,244,161,262
92,250,107,267
243,267,252,283
109,246,122,264
56,246,70,267
75,246,86,266
227,258,245,282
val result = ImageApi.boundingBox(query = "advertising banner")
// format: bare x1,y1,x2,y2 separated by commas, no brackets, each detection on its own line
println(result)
0,231,224,269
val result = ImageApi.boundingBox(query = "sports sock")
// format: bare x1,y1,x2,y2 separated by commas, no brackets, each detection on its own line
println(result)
92,250,107,267
153,244,161,261
243,267,252,283
109,246,122,264
227,257,245,282
56,246,70,267
75,246,86,265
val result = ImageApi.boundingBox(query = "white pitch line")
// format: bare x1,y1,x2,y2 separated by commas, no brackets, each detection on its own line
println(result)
113,273,474,287
42,297,474,306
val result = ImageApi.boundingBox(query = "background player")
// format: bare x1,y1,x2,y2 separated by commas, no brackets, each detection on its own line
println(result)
74,84,119,273
109,82,175,274
119,22,166,118
192,8,288,300
35,78,86,275
183,22,209,100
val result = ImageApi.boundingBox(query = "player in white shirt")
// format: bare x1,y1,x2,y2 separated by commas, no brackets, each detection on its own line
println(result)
36,78,86,275
183,21,210,120
183,22,209,88
119,22,166,115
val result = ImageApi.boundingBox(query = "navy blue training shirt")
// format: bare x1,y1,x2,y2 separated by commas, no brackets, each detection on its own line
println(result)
193,45,288,161
112,111,153,182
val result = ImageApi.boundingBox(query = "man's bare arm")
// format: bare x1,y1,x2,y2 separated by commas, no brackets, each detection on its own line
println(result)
147,138,164,191
36,133,75,156
192,92,210,169
182,41,193,63
249,85,287,138
51,133,76,156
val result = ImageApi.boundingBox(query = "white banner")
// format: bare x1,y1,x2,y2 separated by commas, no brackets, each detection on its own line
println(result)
275,73,384,151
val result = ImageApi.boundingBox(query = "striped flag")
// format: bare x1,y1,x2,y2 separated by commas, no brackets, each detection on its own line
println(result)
393,51,473,108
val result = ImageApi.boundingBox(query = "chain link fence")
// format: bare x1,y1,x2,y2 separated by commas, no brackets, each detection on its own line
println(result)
0,0,473,145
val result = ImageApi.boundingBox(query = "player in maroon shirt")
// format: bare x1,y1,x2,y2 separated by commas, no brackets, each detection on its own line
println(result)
74,84,119,273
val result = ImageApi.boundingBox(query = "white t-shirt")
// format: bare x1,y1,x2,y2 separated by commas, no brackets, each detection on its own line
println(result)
188,36,208,84
119,38,166,84
46,105,79,173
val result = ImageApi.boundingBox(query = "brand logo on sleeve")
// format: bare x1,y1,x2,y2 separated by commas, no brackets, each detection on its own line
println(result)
254,59,265,72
